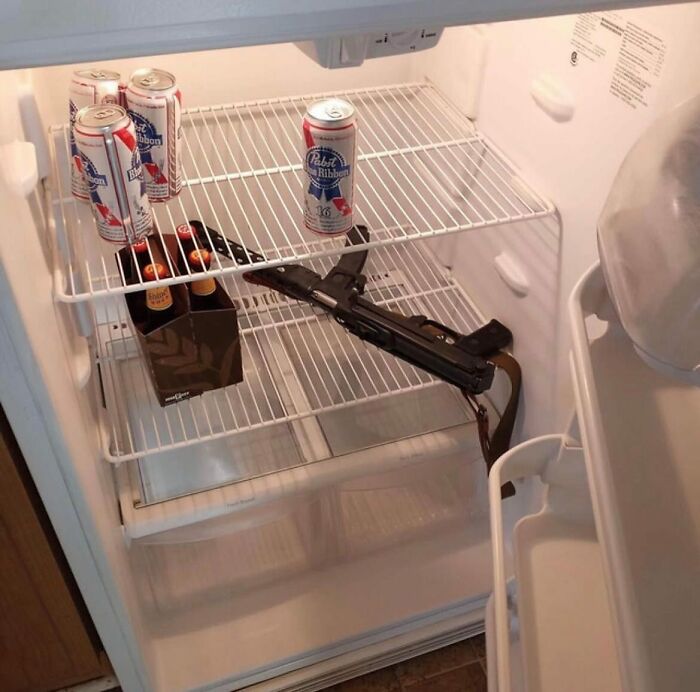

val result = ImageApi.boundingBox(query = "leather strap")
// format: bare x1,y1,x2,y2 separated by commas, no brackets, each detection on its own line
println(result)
462,351,522,498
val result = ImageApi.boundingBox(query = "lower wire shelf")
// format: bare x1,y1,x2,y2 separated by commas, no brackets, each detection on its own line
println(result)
96,239,485,462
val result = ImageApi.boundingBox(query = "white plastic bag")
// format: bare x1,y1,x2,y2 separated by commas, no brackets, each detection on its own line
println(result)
598,95,700,385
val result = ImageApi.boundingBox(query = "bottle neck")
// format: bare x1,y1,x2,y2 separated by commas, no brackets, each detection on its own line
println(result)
191,276,216,297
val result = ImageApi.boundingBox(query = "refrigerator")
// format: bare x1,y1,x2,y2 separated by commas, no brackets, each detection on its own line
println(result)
0,2,698,691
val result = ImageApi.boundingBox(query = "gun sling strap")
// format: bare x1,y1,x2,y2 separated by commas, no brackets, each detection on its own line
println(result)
462,351,522,499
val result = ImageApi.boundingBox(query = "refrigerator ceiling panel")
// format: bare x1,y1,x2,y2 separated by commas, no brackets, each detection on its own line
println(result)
0,1,681,69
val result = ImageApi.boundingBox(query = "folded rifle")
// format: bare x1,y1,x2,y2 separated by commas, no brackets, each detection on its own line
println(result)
191,221,520,497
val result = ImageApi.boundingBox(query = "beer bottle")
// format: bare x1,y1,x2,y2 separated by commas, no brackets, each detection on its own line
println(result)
143,263,177,331
187,249,219,311
129,239,151,283
129,238,171,284
176,223,198,274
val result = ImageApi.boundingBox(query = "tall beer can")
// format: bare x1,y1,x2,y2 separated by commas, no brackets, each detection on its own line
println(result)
73,105,153,245
125,69,182,202
69,69,121,200
302,98,357,236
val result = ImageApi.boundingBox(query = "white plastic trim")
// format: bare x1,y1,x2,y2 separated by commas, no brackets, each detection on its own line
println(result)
488,433,564,692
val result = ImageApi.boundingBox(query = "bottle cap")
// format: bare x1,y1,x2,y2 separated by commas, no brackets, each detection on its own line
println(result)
143,263,168,281
176,223,196,240
131,239,149,254
188,249,211,269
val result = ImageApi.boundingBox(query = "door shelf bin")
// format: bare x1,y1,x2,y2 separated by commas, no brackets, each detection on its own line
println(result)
488,435,621,692
569,264,700,692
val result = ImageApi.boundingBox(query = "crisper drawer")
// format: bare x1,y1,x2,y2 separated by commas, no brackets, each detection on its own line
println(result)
487,435,622,692
125,422,488,616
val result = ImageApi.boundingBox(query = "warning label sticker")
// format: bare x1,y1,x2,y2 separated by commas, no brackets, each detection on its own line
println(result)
570,12,667,109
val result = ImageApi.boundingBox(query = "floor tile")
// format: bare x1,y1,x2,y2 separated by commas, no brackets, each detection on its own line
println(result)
394,641,469,685
402,662,487,692
469,633,486,660
330,666,402,691
394,639,482,686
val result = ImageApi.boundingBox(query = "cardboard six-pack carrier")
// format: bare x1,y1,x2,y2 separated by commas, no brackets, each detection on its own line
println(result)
118,233,243,406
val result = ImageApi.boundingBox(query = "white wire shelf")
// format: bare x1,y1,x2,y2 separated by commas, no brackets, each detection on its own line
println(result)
49,82,554,303
96,239,481,462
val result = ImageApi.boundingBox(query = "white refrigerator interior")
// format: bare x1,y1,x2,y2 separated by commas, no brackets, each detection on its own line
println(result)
0,2,698,691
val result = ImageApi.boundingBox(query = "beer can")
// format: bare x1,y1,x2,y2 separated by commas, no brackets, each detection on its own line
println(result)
302,98,357,236
125,68,182,202
69,69,121,201
74,105,153,245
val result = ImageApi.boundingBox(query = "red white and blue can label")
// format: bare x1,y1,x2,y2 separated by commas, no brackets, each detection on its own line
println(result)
125,69,182,202
68,69,120,201
74,105,153,245
302,99,357,236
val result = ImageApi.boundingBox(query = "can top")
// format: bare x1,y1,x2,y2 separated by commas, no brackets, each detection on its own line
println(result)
75,104,129,131
129,68,176,92
305,98,355,128
74,68,121,82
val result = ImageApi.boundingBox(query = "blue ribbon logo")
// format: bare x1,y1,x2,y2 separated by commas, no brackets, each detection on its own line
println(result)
127,110,163,153
81,154,108,193
305,146,350,201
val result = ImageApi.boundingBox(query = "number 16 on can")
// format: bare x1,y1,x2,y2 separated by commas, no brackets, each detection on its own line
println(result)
302,98,357,237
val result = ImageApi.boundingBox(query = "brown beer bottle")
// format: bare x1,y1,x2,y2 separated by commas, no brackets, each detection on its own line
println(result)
187,249,219,311
130,239,151,283
176,223,198,274
143,263,177,331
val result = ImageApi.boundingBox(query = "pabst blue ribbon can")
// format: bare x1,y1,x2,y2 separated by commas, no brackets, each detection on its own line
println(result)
73,105,153,245
125,68,182,202
302,98,357,236
69,69,121,201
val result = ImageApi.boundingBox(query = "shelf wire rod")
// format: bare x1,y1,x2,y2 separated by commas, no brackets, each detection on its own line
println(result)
50,132,79,296
227,103,312,257
283,98,423,242
306,251,405,395
374,89,495,225
269,95,408,256
201,107,292,262
58,132,102,297
417,87,532,210
198,130,379,409
96,301,139,457
190,113,346,411
178,146,284,428
357,90,485,229
333,96,449,235
255,102,404,398
417,88,539,216
183,115,299,424
386,88,515,221
165,203,246,437
177,163,272,429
